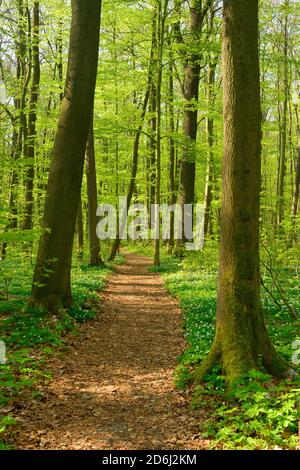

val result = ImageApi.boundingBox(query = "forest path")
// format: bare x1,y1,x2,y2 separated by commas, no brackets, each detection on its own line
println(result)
11,253,207,450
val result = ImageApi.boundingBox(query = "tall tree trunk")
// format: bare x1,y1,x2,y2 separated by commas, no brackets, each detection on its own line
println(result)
30,0,102,311
276,2,289,228
148,14,157,225
291,109,300,240
154,0,166,267
1,131,18,260
203,62,216,236
108,28,156,261
57,19,64,102
108,84,151,261
86,119,103,266
18,0,31,176
194,0,289,385
175,0,213,254
168,35,176,252
291,138,300,216
1,0,29,255
23,1,40,230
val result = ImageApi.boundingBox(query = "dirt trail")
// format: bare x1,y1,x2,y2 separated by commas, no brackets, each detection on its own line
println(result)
11,253,207,450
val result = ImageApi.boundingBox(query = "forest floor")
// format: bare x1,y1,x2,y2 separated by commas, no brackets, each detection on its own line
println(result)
10,253,208,450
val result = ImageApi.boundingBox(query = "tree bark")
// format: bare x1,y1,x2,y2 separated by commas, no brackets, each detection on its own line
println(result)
30,0,102,311
154,0,166,267
147,12,157,228
276,2,289,228
175,0,213,254
76,195,84,262
203,7,216,238
86,118,104,266
23,1,40,230
290,109,300,241
194,0,289,385
167,34,176,252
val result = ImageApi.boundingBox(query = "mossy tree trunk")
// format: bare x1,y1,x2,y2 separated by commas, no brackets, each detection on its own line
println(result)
194,0,290,385
30,0,102,312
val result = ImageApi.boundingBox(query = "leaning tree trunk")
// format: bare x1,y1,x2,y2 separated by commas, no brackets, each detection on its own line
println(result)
30,0,102,311
194,0,289,385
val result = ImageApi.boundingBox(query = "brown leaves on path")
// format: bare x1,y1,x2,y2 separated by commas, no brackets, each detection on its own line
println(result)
10,253,208,450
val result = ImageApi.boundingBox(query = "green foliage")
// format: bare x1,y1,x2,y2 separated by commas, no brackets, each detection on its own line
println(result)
129,243,300,450
0,251,117,448
192,371,300,450
0,415,16,449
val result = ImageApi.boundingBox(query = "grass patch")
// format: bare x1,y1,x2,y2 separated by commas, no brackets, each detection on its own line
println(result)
128,241,300,449
0,249,123,448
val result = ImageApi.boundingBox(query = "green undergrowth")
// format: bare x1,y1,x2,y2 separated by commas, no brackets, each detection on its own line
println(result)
0,245,124,448
128,241,300,450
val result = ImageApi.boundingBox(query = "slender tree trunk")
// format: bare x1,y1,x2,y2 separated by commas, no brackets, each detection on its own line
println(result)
291,139,300,216
77,195,84,262
2,1,29,255
86,119,104,266
203,36,216,238
276,3,289,228
154,0,166,267
194,0,289,385
57,19,64,102
23,1,40,230
30,0,102,311
12,0,30,228
108,28,156,261
1,131,18,259
168,36,176,252
18,1,31,174
291,110,300,240
108,85,151,261
175,0,213,254
149,14,157,223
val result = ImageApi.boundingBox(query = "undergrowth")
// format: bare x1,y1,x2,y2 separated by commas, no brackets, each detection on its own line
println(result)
0,244,123,448
130,241,300,450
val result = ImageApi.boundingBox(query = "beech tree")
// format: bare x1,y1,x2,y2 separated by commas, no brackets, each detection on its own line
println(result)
30,0,102,311
174,0,214,253
86,113,104,266
194,0,290,384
